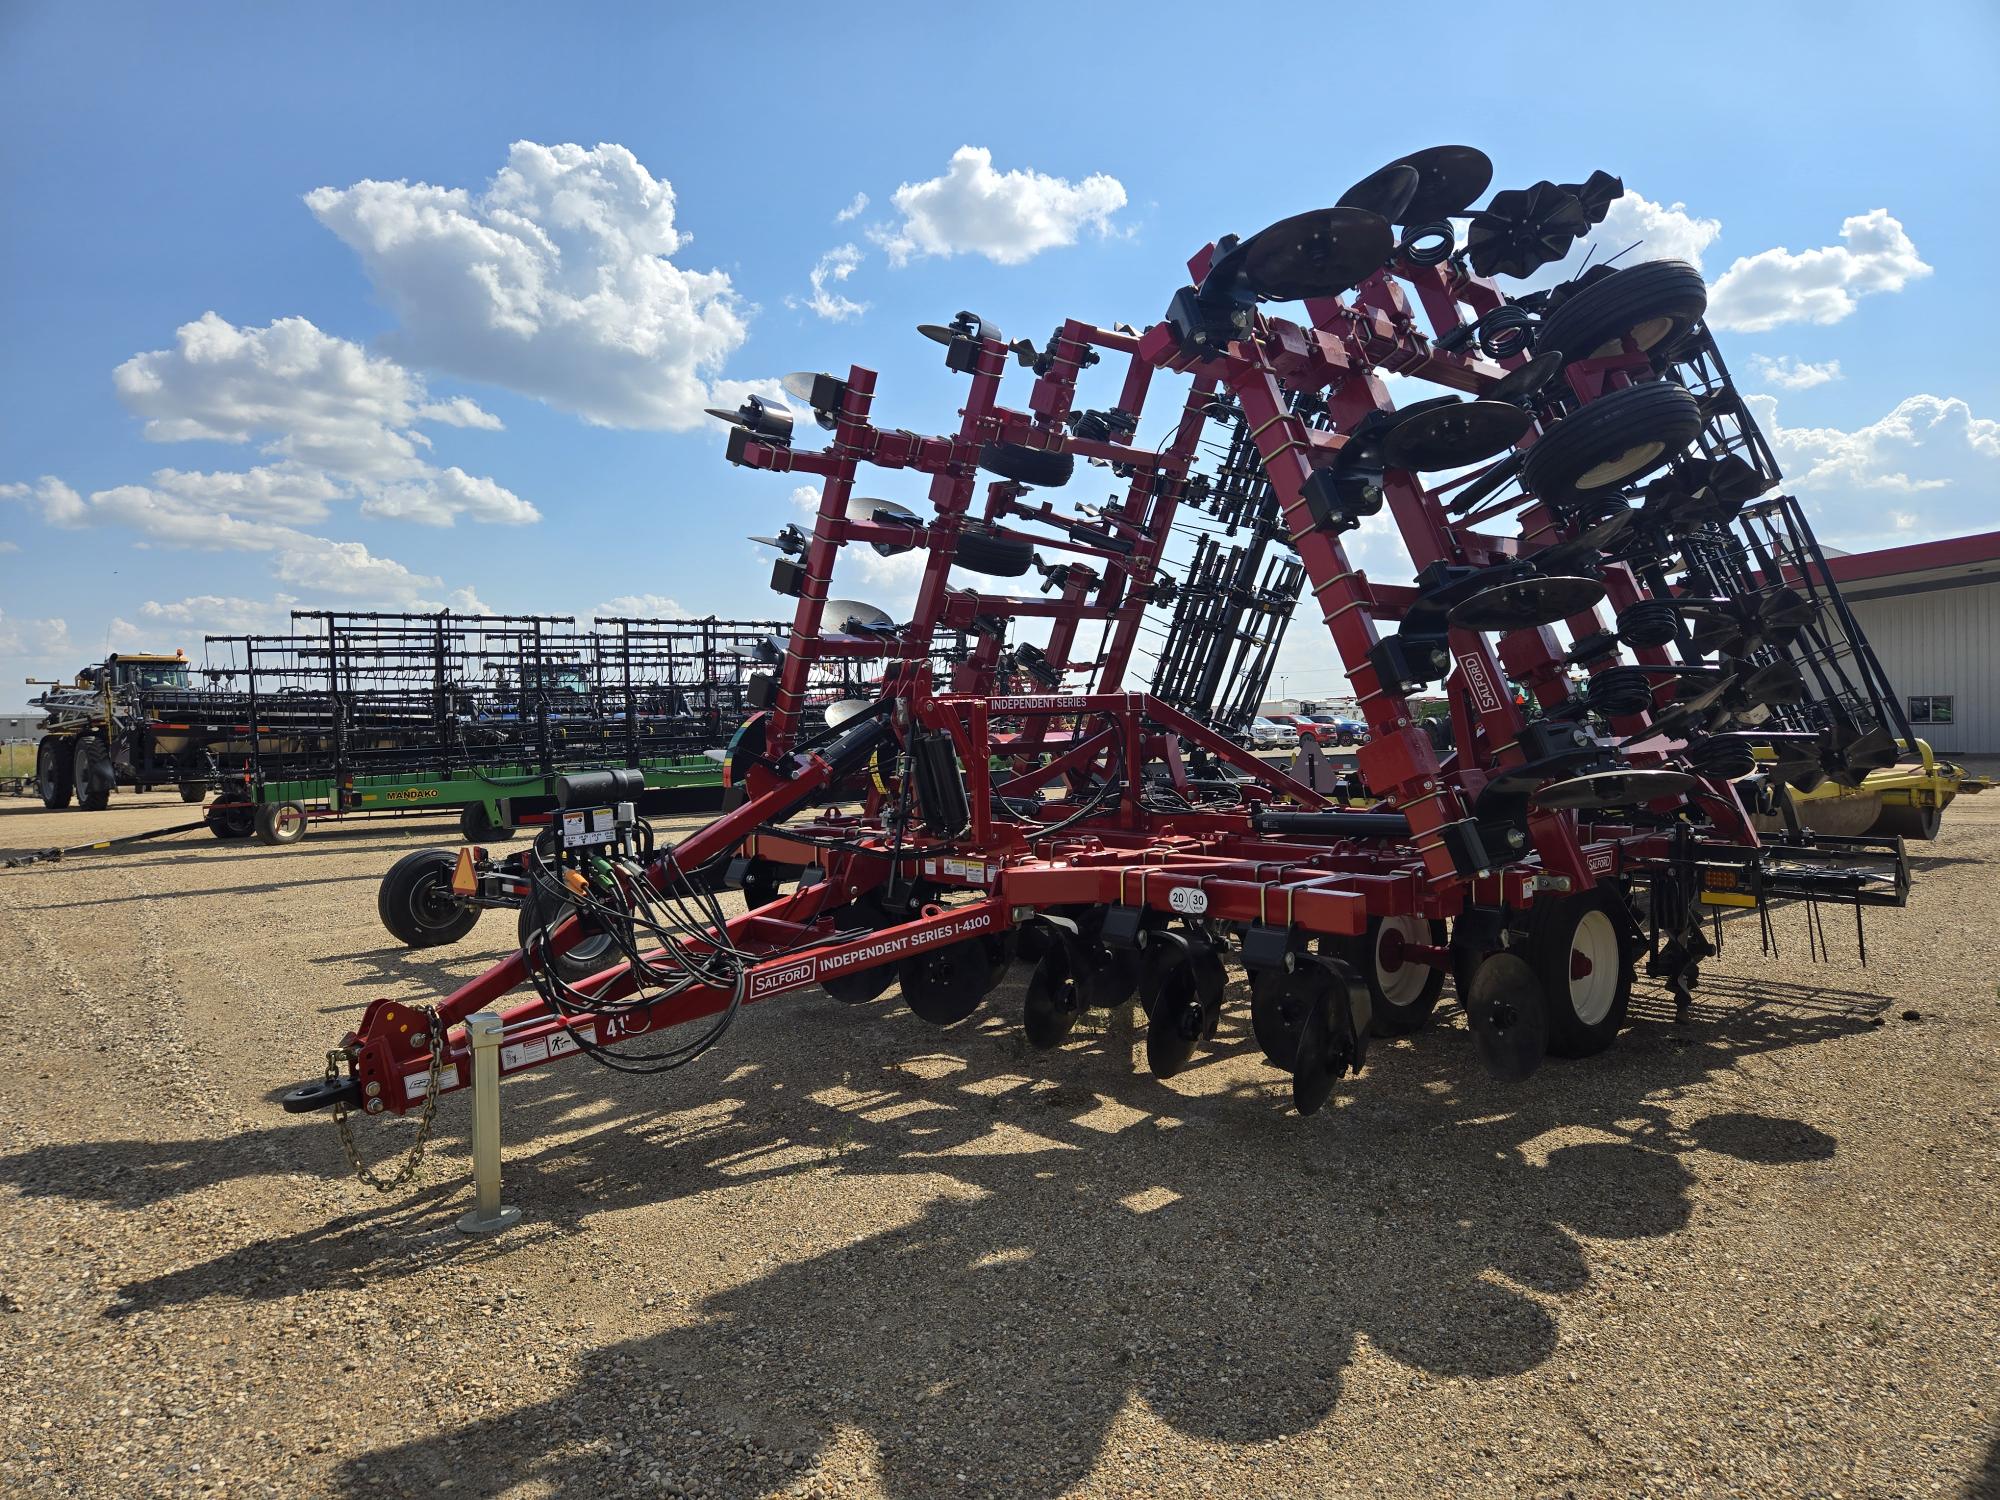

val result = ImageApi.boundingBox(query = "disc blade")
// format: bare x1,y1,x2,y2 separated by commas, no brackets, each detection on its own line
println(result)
1466,952,1547,1082
1144,956,1203,1079
821,598,896,636
1447,574,1608,632
1390,144,1495,223
1291,984,1343,1116
1380,400,1533,471
916,323,957,345
1239,207,1396,301
1022,942,1080,1050
703,406,748,427
1337,162,1421,222
899,939,992,1026
1531,768,1698,810
1490,351,1565,404
823,697,873,729
780,371,824,404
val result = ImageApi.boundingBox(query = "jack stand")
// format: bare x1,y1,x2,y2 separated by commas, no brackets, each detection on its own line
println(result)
455,1012,522,1236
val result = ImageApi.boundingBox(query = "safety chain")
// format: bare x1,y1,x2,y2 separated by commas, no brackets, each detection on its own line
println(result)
328,1007,446,1192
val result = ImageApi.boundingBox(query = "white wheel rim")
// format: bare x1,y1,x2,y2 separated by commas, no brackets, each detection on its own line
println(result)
278,806,304,837
1630,315,1675,350
1568,908,1620,1026
1374,916,1429,1008
1576,440,1664,489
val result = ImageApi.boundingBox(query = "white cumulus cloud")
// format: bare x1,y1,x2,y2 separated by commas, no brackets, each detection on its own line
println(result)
870,146,1127,267
1527,193,1722,288
0,477,87,528
834,192,868,224
307,140,752,430
110,312,532,527
593,593,689,620
1749,355,1842,391
1708,209,1930,332
793,244,866,322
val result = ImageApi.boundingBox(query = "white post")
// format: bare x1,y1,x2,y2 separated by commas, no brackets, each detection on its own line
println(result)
455,1012,522,1235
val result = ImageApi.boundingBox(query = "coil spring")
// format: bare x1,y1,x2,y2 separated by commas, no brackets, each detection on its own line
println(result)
1400,220,1455,267
1476,305,1534,361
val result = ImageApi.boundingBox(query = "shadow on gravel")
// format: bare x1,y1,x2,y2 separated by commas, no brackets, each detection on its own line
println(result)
0,967,1887,1497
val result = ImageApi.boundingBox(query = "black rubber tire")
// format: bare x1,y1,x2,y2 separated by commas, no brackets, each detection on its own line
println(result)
254,800,309,846
1536,260,1709,365
978,441,1074,488
517,880,621,982
1525,888,1634,1058
1521,380,1703,504
378,850,481,948
951,520,1036,578
72,735,113,812
460,801,518,842
1325,916,1449,1037
36,737,74,810
178,783,207,804
1871,801,1942,841
206,801,256,840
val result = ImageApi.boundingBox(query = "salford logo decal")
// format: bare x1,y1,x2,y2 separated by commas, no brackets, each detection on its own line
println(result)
1457,652,1502,715
1168,887,1209,915
749,911,996,998
1587,848,1616,875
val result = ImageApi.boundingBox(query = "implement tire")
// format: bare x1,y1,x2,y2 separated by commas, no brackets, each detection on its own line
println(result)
461,801,518,842
1536,259,1709,364
1521,380,1702,503
378,850,481,948
36,737,74,810
254,800,309,846
517,877,622,983
1526,888,1633,1058
72,735,114,812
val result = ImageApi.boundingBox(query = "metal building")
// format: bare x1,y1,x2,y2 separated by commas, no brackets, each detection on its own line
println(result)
1828,531,2000,755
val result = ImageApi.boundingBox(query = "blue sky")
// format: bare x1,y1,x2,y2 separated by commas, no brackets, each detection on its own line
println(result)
4,1,1998,701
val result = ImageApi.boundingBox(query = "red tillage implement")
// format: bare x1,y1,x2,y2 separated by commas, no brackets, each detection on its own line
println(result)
288,147,1912,1158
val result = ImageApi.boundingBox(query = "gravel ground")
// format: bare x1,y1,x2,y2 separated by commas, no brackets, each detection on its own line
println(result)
1,788,1997,1499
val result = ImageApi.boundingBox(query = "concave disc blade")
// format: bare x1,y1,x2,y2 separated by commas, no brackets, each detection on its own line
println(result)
1337,162,1420,222
1531,768,1698,810
820,599,895,636
899,938,993,1026
1390,144,1495,223
1239,207,1396,301
1144,956,1203,1079
1022,942,1080,1050
1447,575,1608,631
1380,400,1532,471
823,697,873,729
1466,952,1547,1082
1490,350,1565,404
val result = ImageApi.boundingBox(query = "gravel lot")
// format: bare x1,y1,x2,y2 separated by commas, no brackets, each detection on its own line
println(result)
2,788,1997,1499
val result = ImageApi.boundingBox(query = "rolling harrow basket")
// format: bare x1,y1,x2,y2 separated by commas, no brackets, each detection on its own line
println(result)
287,145,1916,1165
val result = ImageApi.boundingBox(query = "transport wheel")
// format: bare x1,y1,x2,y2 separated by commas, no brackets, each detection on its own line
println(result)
254,800,309,846
978,441,1074,488
1520,380,1702,503
205,801,256,840
1536,259,1709,365
72,735,114,811
178,783,207,804
460,801,518,842
517,880,621,982
950,519,1036,578
1326,915,1449,1036
1871,801,1942,841
378,849,481,948
1526,888,1633,1058
899,935,994,1026
36,737,74,809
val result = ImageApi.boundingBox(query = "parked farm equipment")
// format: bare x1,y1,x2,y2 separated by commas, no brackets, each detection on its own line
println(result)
287,146,1926,1189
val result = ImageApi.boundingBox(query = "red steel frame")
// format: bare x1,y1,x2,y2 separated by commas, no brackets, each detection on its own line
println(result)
317,192,1857,1123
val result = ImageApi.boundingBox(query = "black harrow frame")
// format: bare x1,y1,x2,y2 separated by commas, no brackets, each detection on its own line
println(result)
290,145,1915,1151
